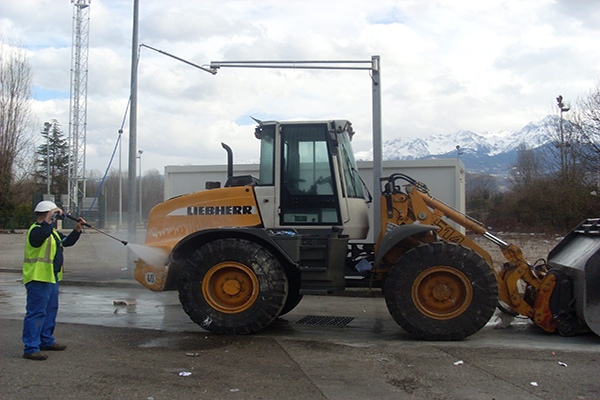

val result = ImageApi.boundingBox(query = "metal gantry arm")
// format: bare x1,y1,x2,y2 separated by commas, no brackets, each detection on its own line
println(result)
140,44,217,75
209,59,373,70
140,45,383,238
209,58,382,237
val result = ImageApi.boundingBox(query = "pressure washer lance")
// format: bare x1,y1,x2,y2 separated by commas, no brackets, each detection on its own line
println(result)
63,214,128,246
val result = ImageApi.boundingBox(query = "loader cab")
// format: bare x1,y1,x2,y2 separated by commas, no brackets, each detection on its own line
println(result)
254,120,369,240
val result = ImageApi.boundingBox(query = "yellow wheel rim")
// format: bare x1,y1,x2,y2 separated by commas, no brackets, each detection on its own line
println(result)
202,262,260,314
411,266,472,320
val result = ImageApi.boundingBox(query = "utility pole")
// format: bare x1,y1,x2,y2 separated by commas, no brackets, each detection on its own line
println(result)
556,95,570,176
118,129,123,230
456,145,463,159
138,149,143,224
46,123,51,195
127,0,139,275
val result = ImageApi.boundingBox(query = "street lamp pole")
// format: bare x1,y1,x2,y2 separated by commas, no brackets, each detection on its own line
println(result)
556,95,570,173
118,129,123,230
138,149,143,224
46,125,51,195
456,145,463,159
127,0,139,278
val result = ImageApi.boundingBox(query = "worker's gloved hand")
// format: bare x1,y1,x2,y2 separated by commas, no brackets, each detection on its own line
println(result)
75,217,88,232
47,208,63,224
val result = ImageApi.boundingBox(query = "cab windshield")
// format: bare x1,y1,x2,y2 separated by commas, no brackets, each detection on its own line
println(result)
338,131,364,199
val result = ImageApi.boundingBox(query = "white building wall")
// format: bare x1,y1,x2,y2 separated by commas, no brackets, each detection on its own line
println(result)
164,158,465,241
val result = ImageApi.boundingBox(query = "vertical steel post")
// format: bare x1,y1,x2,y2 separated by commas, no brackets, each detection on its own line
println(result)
127,0,139,275
47,129,51,195
118,129,122,230
371,55,382,239
138,150,143,224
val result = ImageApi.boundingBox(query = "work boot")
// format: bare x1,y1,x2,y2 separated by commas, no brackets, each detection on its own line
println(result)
40,343,67,351
23,352,48,361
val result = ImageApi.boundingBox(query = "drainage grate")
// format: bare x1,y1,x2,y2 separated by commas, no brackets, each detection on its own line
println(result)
294,315,355,327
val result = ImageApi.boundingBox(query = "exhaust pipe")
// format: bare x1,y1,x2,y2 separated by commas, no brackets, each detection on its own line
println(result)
221,142,233,179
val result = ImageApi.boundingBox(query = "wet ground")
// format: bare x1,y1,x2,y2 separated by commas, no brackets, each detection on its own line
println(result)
3,272,600,351
2,271,600,400
2,231,600,399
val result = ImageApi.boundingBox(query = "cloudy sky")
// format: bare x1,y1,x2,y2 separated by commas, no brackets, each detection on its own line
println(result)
1,0,599,175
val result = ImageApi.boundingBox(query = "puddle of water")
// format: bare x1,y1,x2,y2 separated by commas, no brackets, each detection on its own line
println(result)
114,303,137,314
138,337,173,348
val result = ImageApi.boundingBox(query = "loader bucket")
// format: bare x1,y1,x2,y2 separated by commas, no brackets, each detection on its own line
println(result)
547,218,600,336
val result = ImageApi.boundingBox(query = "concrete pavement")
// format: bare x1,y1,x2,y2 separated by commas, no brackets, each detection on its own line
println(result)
2,278,600,399
2,230,600,399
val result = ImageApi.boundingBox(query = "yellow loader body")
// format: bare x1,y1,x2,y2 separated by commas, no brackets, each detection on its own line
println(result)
135,186,261,291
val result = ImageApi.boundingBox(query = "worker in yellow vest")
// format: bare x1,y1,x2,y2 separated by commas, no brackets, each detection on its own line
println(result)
22,201,86,361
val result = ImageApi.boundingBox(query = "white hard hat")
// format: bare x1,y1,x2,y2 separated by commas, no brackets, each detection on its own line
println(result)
34,201,57,213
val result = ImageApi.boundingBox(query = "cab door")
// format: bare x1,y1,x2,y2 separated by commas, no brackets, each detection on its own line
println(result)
279,123,341,227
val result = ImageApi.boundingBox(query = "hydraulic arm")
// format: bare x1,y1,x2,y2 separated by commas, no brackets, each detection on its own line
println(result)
379,174,559,332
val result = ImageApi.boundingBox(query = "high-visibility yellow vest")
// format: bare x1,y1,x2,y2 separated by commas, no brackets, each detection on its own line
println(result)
23,223,63,285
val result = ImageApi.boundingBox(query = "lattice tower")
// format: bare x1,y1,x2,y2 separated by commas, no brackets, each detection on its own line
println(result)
67,0,91,213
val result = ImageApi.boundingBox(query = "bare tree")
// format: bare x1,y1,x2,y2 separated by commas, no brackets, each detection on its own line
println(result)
572,84,600,190
576,83,600,155
509,143,545,187
500,118,597,231
142,169,164,219
540,104,594,191
103,168,124,211
466,173,498,200
0,37,34,226
79,167,164,227
465,173,500,222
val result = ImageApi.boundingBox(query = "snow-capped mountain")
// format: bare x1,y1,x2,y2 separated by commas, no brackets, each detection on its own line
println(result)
355,115,557,174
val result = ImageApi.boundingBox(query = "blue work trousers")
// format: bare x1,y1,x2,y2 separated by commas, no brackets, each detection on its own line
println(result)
22,278,59,354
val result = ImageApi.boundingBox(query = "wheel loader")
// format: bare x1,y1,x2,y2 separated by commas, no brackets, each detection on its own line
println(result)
134,119,600,340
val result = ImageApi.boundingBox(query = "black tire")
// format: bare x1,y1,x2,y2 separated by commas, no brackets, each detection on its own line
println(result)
178,238,288,335
278,268,303,317
384,242,498,341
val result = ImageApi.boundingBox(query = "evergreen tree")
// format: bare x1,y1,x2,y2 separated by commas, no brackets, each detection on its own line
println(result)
36,120,69,197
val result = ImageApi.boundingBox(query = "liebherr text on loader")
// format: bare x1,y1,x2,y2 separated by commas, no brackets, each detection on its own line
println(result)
134,119,600,340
